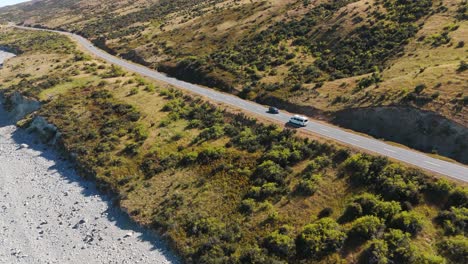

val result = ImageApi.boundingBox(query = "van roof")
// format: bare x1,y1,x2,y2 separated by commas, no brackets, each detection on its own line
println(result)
293,115,308,119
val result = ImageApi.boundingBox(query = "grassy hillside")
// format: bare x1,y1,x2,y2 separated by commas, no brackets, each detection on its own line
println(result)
1,0,466,126
1,27,468,264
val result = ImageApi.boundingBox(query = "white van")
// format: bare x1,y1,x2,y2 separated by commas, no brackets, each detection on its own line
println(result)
289,115,309,127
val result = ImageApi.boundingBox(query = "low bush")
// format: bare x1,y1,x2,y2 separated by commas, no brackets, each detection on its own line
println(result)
437,235,468,263
349,216,384,240
360,239,389,264
457,60,467,72
436,207,468,235
448,187,468,207
296,218,346,259
239,198,256,215
264,230,295,257
196,147,225,164
341,193,401,223
390,211,424,236
295,174,322,196
252,160,287,186
194,125,224,142
180,151,198,166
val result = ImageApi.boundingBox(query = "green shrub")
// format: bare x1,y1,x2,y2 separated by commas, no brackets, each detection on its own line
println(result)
341,154,374,184
238,245,279,264
356,72,382,90
349,216,384,240
253,160,287,185
296,218,346,259
195,125,224,142
384,229,411,250
377,164,422,204
427,179,454,200
415,254,445,264
414,84,426,94
230,127,261,152
295,174,322,196
301,158,330,178
181,151,198,165
342,202,364,222
448,187,468,207
162,98,185,112
264,230,295,257
436,207,468,235
123,142,140,156
101,65,125,78
239,198,256,215
129,87,139,95
248,182,286,201
437,235,468,263
185,216,223,237
263,145,294,166
360,239,389,264
458,61,468,72
374,200,402,222
383,229,420,263
341,193,401,222
196,147,225,164
140,152,179,178
390,211,424,236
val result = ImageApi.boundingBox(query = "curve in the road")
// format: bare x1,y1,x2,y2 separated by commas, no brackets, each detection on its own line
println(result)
11,25,468,182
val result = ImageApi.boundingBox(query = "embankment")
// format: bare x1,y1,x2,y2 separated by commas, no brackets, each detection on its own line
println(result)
333,106,468,164
0,92,178,264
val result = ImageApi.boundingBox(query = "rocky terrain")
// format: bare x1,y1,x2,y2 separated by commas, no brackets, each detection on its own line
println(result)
0,100,178,263
0,50,15,67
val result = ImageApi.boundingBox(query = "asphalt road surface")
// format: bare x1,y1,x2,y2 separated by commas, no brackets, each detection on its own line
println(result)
12,25,468,182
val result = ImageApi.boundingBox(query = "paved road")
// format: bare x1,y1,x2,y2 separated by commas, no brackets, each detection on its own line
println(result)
11,25,468,182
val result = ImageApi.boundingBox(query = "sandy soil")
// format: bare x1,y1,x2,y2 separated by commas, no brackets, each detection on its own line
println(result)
0,102,179,263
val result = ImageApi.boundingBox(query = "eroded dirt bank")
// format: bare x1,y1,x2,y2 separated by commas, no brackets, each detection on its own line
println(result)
333,106,468,164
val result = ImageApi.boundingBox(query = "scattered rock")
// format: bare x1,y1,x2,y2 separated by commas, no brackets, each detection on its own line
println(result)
0,103,176,263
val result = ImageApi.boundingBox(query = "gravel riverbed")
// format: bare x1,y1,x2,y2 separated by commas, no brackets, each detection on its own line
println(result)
0,100,178,263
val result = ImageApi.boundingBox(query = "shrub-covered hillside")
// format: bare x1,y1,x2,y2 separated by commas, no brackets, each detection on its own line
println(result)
0,0,466,127
1,27,467,264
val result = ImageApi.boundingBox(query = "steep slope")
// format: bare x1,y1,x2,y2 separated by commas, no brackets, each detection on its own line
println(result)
1,0,464,117
1,26,468,264
1,0,466,162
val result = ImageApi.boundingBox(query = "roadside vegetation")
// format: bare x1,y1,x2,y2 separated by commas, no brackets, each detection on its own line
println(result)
3,0,466,125
1,28,467,264
2,0,466,164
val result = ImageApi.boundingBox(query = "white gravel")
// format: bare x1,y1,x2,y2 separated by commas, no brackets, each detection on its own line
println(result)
0,102,179,263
